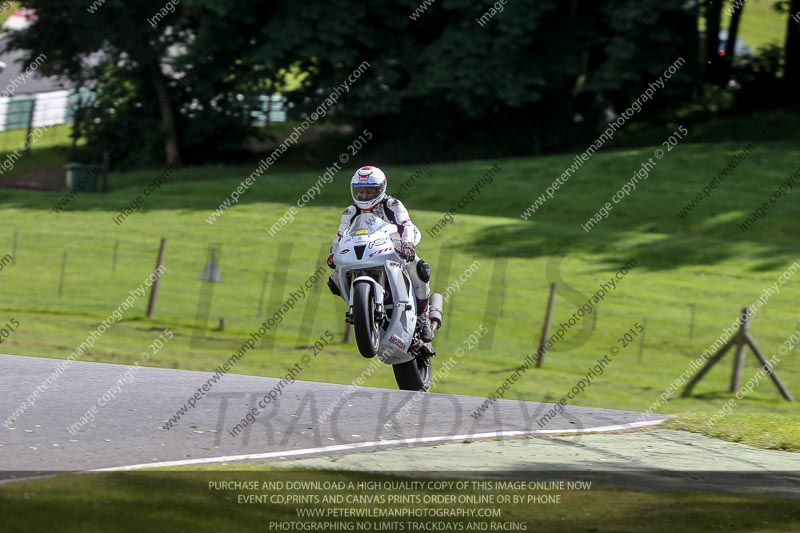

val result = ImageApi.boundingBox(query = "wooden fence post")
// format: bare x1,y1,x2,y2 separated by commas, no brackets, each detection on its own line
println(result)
536,282,557,368
638,316,648,363
147,238,167,318
729,307,749,392
112,238,119,274
57,251,67,298
24,100,36,152
684,306,794,402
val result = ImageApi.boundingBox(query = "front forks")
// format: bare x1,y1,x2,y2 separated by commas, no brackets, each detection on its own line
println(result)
345,305,387,324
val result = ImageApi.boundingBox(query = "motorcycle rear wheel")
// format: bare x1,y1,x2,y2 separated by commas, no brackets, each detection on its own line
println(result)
393,355,431,391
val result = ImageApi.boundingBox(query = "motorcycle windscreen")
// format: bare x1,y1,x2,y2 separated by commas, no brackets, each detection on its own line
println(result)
347,213,388,236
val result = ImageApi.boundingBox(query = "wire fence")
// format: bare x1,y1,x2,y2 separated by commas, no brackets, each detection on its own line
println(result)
0,228,336,347
0,228,797,394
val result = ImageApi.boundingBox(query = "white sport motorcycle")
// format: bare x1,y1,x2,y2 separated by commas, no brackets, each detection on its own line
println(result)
335,213,443,391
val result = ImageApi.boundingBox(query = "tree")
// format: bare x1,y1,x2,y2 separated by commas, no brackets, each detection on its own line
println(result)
724,0,746,81
5,0,187,165
232,0,695,159
784,0,800,92
5,0,699,164
705,0,725,83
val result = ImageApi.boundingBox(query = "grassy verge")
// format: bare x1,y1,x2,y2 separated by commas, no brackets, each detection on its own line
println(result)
666,412,800,451
0,470,798,532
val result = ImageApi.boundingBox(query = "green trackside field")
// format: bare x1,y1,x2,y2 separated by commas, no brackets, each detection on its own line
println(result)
691,0,787,52
0,118,798,451
1,469,799,533
726,0,789,52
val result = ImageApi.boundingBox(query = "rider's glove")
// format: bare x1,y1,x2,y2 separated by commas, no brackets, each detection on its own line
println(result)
327,254,336,269
399,241,416,262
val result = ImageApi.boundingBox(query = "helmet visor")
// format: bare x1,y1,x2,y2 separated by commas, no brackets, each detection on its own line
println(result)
352,183,383,203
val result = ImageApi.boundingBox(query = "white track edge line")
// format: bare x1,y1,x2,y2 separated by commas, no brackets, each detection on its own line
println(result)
89,419,665,472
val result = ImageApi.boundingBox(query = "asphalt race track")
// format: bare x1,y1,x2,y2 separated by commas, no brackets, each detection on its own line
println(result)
0,354,664,476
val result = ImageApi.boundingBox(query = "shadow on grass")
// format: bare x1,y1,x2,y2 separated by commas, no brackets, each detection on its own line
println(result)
0,133,798,276
464,221,800,272
0,145,72,177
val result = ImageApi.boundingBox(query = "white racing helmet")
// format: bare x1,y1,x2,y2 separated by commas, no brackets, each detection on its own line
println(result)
351,166,387,210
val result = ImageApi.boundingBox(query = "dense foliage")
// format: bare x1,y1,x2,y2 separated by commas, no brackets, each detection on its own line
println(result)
5,0,797,166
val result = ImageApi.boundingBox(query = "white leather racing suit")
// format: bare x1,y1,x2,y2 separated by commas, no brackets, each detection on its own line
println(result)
329,195,430,302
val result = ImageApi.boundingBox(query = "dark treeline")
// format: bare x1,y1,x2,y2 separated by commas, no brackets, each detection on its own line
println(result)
6,0,798,166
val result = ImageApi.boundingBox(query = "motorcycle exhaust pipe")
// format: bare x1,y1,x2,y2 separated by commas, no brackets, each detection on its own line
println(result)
429,293,443,330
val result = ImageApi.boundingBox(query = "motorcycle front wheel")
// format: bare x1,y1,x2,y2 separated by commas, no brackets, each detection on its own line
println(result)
352,281,380,358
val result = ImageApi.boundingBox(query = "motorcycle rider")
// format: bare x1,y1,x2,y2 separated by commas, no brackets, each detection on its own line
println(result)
327,165,434,343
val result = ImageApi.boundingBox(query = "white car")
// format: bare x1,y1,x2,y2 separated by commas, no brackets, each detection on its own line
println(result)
2,8,37,32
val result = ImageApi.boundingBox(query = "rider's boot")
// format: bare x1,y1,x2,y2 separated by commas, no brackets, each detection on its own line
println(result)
416,298,434,343
327,277,340,297
328,271,342,296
